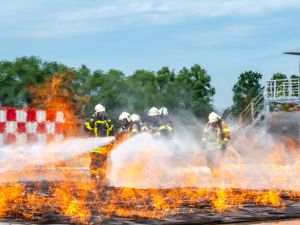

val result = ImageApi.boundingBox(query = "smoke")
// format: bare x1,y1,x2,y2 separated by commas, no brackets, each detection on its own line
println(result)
0,137,114,174
108,114,300,190
1,111,298,191
108,131,211,189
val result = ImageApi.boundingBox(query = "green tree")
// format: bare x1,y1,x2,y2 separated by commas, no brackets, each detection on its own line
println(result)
0,56,67,107
125,69,157,117
155,67,178,110
232,71,263,116
0,57,216,121
177,64,215,118
87,69,127,120
271,73,287,80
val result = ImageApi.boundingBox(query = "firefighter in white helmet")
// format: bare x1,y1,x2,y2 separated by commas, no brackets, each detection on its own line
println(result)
113,112,140,152
148,107,159,117
131,113,141,134
84,103,114,183
84,104,114,137
118,112,132,134
159,107,168,117
204,112,230,150
145,107,160,134
156,107,173,137
203,112,230,169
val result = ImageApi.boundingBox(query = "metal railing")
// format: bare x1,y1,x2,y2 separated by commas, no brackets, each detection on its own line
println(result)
239,91,265,122
264,78,300,103
239,78,300,124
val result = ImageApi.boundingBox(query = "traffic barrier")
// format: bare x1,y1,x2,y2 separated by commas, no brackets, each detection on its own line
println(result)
0,107,65,145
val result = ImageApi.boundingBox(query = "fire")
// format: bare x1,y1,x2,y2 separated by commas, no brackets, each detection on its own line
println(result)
0,181,296,223
29,71,87,136
211,189,234,212
0,184,23,217
51,182,92,223
259,191,281,207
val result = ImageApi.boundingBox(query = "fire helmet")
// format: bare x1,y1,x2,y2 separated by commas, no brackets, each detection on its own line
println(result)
159,107,168,116
148,107,159,116
119,112,132,122
208,112,220,123
95,104,105,113
131,114,140,123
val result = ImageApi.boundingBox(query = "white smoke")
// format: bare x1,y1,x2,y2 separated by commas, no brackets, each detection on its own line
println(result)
108,132,211,189
0,136,114,174
108,117,300,191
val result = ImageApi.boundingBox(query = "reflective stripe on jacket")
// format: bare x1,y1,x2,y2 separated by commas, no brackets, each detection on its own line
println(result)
84,115,114,137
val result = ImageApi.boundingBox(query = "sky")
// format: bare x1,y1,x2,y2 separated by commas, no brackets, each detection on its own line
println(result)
0,0,300,110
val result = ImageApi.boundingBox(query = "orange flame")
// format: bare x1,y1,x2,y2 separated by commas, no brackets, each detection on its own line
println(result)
29,71,88,136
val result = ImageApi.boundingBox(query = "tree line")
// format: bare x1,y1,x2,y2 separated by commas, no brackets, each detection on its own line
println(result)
0,56,215,122
0,56,298,123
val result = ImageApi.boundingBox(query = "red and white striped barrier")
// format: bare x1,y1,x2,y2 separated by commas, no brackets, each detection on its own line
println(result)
0,107,65,145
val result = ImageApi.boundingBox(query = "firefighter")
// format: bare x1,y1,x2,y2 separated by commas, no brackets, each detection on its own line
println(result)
109,112,139,156
146,107,160,135
156,107,173,138
118,112,132,135
84,104,114,184
203,112,230,150
203,112,230,169
131,113,141,134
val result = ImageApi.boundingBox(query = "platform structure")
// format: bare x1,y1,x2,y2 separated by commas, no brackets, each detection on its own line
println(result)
239,77,300,125
264,78,300,104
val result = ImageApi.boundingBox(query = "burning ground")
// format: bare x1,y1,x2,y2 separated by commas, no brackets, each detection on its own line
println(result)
0,119,300,224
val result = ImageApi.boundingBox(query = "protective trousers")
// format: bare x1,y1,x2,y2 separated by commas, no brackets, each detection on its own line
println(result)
90,152,108,185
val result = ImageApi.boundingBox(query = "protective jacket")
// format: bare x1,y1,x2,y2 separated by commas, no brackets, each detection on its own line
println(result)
203,118,230,150
84,114,114,137
154,124,174,137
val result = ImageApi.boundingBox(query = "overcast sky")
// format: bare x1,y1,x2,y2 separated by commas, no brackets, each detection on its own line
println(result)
1,0,300,110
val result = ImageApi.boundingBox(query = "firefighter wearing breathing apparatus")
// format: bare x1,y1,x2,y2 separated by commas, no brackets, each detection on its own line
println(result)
203,112,230,169
84,104,114,183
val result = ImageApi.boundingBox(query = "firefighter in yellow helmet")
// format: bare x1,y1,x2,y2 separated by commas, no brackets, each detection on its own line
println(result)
84,104,114,183
203,112,230,169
